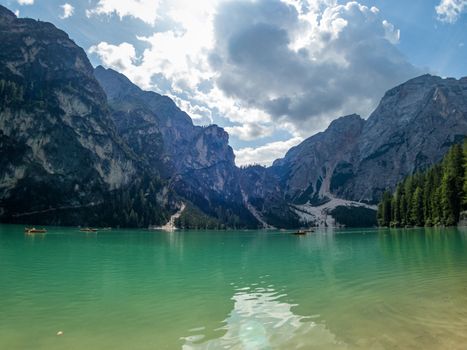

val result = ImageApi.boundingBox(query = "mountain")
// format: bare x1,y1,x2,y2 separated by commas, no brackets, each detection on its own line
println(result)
0,4,465,229
345,74,467,202
254,74,467,226
272,114,365,205
239,165,300,228
94,66,259,228
0,6,170,226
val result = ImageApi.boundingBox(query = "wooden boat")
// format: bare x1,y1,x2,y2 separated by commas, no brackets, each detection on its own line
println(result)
80,227,98,232
293,230,307,235
26,227,47,234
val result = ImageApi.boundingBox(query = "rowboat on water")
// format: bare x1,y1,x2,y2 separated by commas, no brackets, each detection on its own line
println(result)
292,228,315,235
80,227,98,232
25,227,47,234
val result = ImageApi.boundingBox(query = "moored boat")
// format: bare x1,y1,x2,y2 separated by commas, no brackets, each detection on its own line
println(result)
80,227,98,232
26,227,47,234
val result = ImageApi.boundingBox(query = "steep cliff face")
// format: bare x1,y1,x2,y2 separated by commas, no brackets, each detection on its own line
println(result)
94,67,259,227
94,66,193,175
273,114,365,205
262,74,467,226
239,165,300,228
347,75,467,202
0,7,166,225
1,4,465,229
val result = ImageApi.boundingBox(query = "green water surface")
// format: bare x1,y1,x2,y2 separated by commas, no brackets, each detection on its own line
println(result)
1,225,467,349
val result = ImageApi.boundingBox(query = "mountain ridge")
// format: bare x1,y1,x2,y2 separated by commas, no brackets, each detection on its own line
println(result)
0,6,172,226
94,65,260,228
0,4,466,228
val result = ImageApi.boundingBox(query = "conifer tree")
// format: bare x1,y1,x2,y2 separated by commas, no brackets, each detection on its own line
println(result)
377,141,466,227
411,186,424,226
392,185,402,226
463,140,467,210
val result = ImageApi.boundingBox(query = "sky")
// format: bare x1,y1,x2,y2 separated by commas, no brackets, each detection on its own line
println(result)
1,0,466,166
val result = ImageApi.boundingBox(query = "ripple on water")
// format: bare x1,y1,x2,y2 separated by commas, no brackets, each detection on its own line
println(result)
2,226,467,350
181,286,347,350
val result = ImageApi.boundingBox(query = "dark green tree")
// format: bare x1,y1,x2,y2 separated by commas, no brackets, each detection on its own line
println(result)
377,141,466,227
411,186,424,226
378,191,392,227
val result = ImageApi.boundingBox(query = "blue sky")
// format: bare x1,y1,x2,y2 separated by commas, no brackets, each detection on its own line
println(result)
2,0,466,165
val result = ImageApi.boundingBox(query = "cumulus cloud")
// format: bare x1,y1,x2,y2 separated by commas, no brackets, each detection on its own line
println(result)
211,0,419,134
235,137,303,166
17,0,33,5
60,3,74,19
89,41,138,73
171,95,214,124
436,0,467,23
86,0,161,25
88,0,421,165
225,123,273,141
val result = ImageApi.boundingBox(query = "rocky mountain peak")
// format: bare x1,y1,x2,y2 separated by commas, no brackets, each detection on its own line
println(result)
1,2,466,229
94,65,258,227
94,65,141,100
262,73,467,225
0,11,147,224
0,5,16,22
327,113,364,131
0,8,96,84
274,114,364,168
368,74,467,126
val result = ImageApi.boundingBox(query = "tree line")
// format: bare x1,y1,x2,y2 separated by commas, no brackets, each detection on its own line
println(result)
377,141,467,227
100,175,171,228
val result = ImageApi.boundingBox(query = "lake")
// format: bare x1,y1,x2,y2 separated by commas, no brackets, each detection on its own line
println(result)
1,225,467,349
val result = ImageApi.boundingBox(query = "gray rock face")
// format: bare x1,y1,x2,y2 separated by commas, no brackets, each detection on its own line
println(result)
239,165,300,228
94,67,258,227
273,114,365,205
268,75,467,207
348,75,467,202
1,4,465,228
94,66,194,174
0,7,142,222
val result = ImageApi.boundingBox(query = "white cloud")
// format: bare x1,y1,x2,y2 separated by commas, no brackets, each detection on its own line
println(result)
211,0,418,134
171,95,214,124
382,20,400,44
14,10,20,16
60,3,74,19
234,137,303,167
225,123,273,141
89,41,138,74
17,0,33,5
436,0,467,23
88,0,420,165
86,0,161,25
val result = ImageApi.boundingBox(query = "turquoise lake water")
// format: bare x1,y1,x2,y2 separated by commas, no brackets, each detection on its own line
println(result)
1,225,467,349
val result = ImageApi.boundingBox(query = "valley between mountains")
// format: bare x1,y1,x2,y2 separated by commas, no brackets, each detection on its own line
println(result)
0,5,466,229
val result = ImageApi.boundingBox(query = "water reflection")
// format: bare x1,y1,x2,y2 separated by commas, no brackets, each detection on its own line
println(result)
377,227,467,263
182,286,345,350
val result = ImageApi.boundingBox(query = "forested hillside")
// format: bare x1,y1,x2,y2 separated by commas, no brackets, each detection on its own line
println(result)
377,141,467,227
